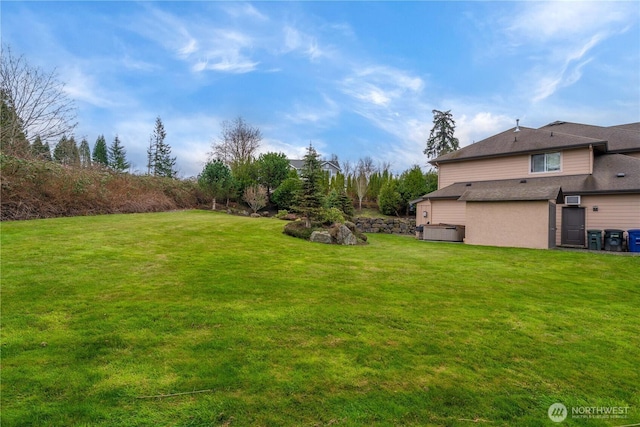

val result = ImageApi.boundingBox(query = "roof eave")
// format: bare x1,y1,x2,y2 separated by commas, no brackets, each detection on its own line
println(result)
431,141,608,165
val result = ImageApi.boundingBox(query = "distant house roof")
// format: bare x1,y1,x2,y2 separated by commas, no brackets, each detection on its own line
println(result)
288,159,341,172
430,121,640,165
412,154,640,204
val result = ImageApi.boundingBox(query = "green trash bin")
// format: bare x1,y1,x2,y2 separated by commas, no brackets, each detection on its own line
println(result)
587,230,602,250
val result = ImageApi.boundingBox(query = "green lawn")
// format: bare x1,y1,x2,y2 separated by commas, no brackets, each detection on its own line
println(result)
1,210,638,426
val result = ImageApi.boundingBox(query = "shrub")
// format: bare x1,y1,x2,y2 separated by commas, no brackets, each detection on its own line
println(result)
283,221,316,240
319,207,345,225
272,177,301,210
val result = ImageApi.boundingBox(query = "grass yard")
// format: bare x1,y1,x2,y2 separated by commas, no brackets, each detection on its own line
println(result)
1,210,639,426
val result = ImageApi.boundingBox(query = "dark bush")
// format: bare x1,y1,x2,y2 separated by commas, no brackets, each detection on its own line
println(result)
283,221,321,240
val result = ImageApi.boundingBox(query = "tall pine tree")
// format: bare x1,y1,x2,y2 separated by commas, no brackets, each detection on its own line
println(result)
147,117,177,178
424,109,460,159
294,144,324,228
92,135,108,166
108,135,130,172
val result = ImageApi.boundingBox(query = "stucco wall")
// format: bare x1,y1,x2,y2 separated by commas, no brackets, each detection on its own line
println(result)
438,148,591,188
465,201,550,249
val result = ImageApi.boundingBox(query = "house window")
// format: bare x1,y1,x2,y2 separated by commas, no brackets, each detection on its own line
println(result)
531,152,561,173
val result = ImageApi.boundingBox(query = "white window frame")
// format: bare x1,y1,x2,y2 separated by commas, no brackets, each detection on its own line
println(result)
530,152,562,174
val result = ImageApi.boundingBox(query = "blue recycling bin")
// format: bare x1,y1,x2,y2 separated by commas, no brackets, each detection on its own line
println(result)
628,229,640,253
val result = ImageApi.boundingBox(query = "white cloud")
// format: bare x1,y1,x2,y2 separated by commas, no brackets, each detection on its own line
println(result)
222,3,268,21
282,26,328,61
194,57,259,74
285,95,340,125
490,2,638,103
62,67,120,109
505,2,632,44
530,32,602,102
341,65,425,111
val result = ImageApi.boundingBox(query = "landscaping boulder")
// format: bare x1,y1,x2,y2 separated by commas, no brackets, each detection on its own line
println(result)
310,230,333,244
335,224,357,245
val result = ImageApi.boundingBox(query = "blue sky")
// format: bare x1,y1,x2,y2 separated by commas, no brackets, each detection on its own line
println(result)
2,1,639,177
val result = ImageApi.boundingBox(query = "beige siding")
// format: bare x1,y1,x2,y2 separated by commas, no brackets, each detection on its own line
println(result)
554,194,640,245
583,194,640,231
626,151,640,159
466,201,550,249
438,148,591,188
430,199,466,225
415,200,431,226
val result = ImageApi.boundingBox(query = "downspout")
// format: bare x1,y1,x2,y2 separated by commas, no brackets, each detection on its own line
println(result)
435,162,440,189
589,144,593,175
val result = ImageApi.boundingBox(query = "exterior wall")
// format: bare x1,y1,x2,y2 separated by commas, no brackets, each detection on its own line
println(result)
415,199,466,226
415,200,431,226
466,201,550,249
438,148,591,188
430,199,466,225
554,193,640,245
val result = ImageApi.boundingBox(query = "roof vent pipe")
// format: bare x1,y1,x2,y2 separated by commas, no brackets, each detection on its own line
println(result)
617,173,626,178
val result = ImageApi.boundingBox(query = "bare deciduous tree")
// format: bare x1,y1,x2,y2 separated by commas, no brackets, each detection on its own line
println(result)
243,184,267,213
341,159,352,178
355,156,376,211
211,116,262,168
0,44,77,147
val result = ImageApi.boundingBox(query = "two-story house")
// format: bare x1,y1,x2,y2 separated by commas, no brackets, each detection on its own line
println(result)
412,121,640,249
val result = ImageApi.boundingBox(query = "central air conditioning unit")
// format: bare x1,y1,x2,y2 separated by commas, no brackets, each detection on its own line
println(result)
565,195,581,205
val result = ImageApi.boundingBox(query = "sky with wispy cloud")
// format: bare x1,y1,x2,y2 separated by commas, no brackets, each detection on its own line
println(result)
2,1,638,176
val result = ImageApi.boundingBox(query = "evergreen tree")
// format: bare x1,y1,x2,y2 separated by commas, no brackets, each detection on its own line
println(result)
378,178,403,216
0,89,29,157
108,135,130,172
31,135,52,161
256,152,290,200
424,109,460,159
397,165,429,215
294,144,324,227
92,135,108,166
198,160,232,210
53,135,79,166
271,175,301,211
148,117,177,178
78,138,91,167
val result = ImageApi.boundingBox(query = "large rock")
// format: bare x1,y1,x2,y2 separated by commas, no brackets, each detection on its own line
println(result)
310,230,333,244
335,224,357,245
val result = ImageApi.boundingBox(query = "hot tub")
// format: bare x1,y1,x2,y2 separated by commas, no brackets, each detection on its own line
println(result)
421,224,465,242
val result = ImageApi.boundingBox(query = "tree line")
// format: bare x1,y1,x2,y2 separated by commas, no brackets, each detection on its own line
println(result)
3,43,461,218
198,117,438,218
